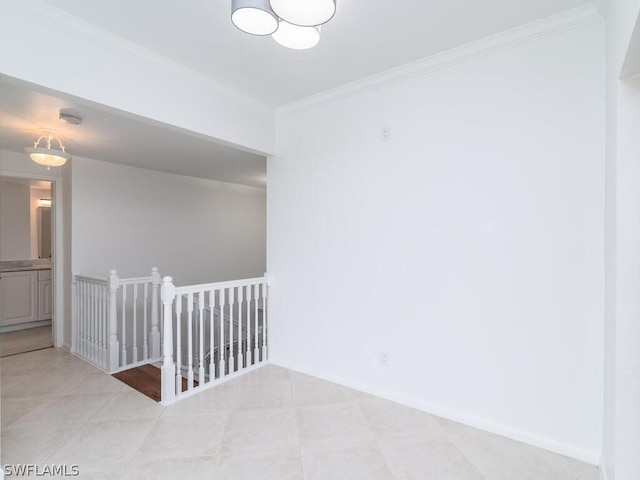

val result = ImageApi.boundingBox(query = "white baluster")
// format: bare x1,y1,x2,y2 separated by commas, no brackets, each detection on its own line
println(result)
187,292,194,390
175,294,183,396
143,282,149,360
150,267,161,359
253,283,259,363
198,291,205,384
208,289,215,381
71,274,77,353
246,282,253,366
262,279,268,360
121,284,127,366
80,281,86,358
78,281,84,357
92,283,98,362
87,282,92,358
160,276,176,404
132,283,138,363
100,284,107,367
229,287,235,373
77,281,82,356
219,288,226,378
89,283,95,361
108,270,120,372
238,285,244,370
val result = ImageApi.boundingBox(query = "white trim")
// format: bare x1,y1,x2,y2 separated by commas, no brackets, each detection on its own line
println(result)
0,0,248,97
271,358,601,465
277,4,603,117
0,168,65,351
599,457,609,480
0,320,51,333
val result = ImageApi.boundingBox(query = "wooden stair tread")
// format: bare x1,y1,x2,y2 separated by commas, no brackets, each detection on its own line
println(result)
112,364,197,402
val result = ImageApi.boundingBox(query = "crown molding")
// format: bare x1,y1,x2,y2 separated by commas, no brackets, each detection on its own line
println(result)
278,4,603,117
0,0,250,100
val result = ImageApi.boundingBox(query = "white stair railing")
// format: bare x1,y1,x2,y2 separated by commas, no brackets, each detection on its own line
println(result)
72,268,162,373
160,275,268,405
73,275,108,369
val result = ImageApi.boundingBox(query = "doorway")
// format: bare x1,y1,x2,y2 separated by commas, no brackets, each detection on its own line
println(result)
0,176,56,356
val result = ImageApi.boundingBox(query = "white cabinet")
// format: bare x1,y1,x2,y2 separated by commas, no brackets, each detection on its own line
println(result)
0,270,38,327
38,269,53,321
0,269,52,327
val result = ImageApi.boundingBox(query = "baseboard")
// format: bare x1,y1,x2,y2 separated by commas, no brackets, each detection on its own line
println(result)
0,320,51,333
271,358,600,465
61,342,72,353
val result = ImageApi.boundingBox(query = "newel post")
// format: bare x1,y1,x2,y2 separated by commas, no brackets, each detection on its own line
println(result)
262,272,269,361
160,276,176,404
107,270,120,373
150,267,162,359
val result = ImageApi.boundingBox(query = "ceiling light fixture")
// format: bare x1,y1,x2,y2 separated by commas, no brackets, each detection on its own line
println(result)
231,0,336,49
25,129,71,169
272,21,321,50
269,0,336,27
231,0,278,35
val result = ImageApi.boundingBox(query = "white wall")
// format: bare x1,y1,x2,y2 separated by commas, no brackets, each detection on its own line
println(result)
0,1,274,156
610,75,640,480
268,22,605,461
0,150,68,349
72,157,266,286
603,0,640,477
0,179,31,261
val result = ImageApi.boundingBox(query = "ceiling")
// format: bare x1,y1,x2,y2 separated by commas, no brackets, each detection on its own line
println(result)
0,76,268,188
1,0,603,186
37,0,603,107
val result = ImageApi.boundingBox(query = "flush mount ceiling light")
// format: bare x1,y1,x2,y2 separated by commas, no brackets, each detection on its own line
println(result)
272,21,320,50
231,0,335,49
269,0,336,27
24,129,71,169
231,0,278,35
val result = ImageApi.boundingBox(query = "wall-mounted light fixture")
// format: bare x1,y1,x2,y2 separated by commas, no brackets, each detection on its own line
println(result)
38,198,52,207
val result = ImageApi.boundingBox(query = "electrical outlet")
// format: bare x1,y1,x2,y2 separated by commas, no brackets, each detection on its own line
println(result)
381,126,390,143
379,350,389,367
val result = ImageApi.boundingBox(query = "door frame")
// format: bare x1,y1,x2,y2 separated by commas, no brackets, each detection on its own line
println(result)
0,170,65,349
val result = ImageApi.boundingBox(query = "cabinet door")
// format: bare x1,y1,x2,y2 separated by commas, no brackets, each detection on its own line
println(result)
38,279,53,320
0,271,38,326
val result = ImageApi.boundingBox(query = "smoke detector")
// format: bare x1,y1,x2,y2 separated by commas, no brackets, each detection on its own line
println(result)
59,109,83,125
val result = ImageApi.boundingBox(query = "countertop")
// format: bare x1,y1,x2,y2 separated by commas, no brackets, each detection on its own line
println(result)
0,259,52,273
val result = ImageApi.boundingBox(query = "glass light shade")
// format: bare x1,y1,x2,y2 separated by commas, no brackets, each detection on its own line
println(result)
272,21,320,49
269,0,336,27
232,0,278,35
25,148,70,167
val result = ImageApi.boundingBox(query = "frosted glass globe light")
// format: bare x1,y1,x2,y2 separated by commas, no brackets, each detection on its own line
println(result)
269,0,336,27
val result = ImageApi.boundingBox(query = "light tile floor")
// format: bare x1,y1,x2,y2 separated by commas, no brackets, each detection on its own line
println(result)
0,348,599,480
1,326,53,357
